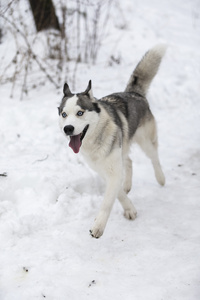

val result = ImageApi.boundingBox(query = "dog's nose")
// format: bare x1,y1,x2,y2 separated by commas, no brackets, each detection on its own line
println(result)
64,125,74,135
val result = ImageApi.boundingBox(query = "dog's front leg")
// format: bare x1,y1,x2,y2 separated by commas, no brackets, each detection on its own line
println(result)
90,176,120,238
90,151,122,238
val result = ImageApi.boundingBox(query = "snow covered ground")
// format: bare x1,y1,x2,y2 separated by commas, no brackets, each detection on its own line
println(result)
0,0,200,299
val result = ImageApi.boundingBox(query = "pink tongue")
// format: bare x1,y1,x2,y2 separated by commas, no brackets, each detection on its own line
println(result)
69,134,82,153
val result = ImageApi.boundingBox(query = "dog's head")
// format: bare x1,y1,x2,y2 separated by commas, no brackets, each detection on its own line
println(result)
58,80,101,153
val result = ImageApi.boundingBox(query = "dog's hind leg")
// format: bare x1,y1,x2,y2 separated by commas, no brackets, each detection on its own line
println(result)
148,143,165,186
118,189,137,220
123,156,133,194
134,118,165,186
151,143,165,186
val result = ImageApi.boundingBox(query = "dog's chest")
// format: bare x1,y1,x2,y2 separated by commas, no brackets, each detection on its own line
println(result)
81,150,102,175
80,143,109,176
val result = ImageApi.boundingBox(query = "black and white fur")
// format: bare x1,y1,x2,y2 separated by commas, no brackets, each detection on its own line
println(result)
58,45,166,238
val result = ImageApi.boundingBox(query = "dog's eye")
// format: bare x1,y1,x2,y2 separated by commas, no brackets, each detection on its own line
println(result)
62,112,67,118
77,111,84,116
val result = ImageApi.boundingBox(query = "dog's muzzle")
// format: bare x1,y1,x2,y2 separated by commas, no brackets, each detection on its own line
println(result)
64,124,89,154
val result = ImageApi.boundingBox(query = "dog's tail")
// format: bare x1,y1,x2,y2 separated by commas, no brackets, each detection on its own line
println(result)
125,44,166,96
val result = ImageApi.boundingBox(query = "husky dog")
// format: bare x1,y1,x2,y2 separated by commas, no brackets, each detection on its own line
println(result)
58,45,166,238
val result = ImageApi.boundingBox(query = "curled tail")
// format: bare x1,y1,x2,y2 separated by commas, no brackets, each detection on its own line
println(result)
125,44,166,96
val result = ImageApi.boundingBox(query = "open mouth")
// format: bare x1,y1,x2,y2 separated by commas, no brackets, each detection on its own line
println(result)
69,124,89,153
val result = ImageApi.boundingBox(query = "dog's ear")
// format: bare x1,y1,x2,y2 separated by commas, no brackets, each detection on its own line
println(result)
83,80,94,100
63,82,73,97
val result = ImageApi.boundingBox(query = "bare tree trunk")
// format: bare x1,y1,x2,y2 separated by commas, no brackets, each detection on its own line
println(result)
28,0,60,32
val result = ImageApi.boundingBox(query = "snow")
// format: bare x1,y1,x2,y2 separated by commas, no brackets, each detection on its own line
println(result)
0,0,200,299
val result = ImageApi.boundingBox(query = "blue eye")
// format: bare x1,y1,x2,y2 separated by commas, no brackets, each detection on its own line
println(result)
77,111,84,116
62,112,67,118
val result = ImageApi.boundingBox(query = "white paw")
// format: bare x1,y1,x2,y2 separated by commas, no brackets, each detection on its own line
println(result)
90,227,104,239
124,206,137,220
90,215,106,238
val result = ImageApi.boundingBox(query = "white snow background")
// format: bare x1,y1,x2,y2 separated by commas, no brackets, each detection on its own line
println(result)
0,0,200,299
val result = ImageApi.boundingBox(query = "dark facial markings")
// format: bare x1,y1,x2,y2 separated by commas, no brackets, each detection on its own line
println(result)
92,102,101,113
58,95,74,115
76,95,101,113
58,82,101,116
